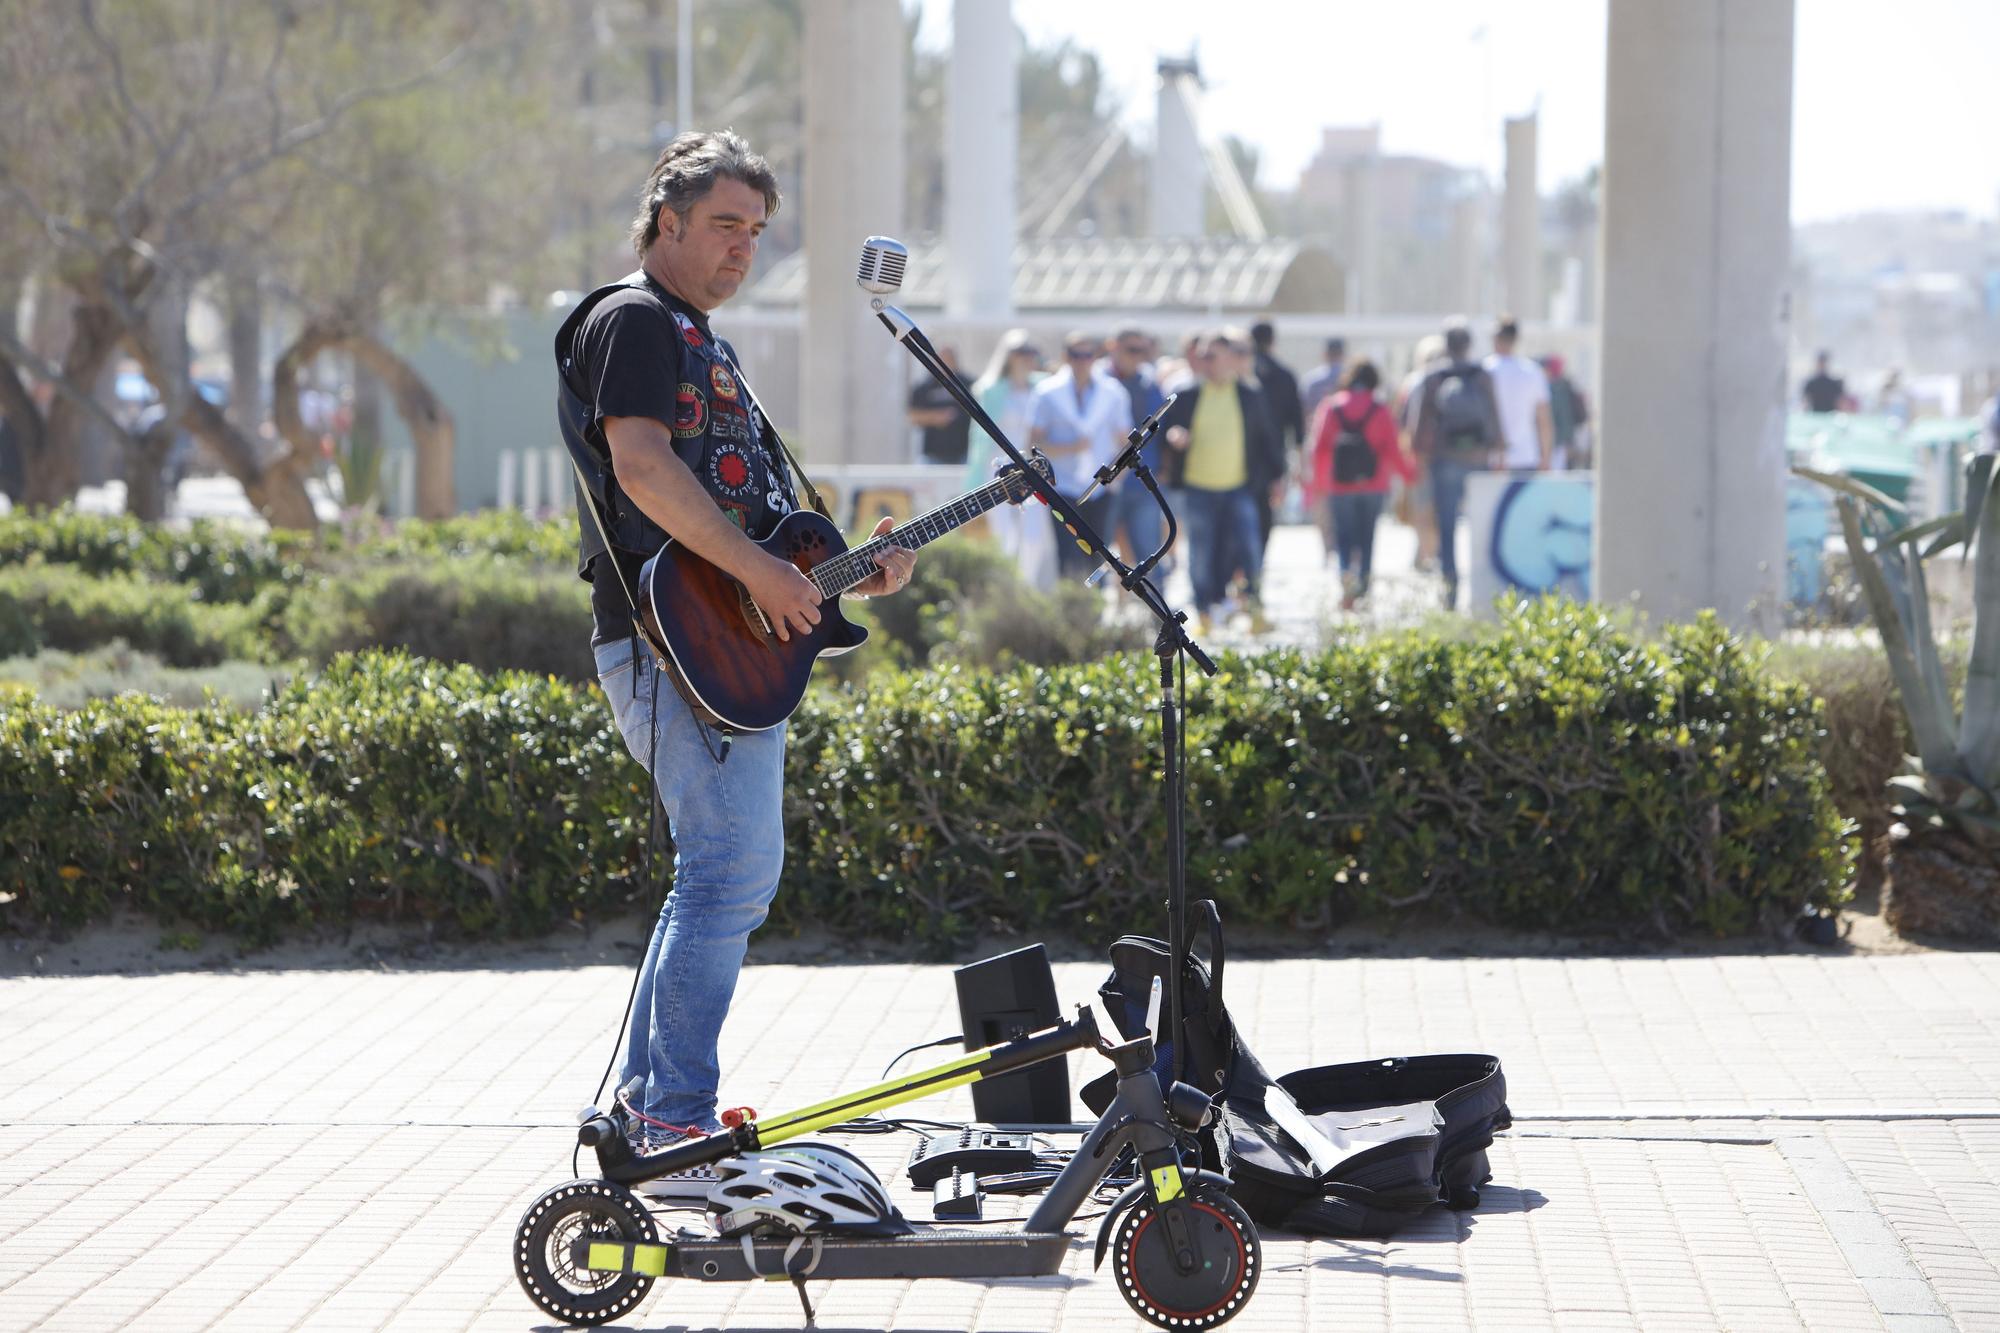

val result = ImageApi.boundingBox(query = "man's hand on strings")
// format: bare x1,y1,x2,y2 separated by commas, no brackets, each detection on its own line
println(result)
851,516,917,597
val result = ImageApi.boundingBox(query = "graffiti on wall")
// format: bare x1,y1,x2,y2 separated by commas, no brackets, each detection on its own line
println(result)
1466,472,1832,610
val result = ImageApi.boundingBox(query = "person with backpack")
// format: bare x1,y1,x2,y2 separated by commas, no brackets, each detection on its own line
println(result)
1307,360,1413,609
1411,321,1502,610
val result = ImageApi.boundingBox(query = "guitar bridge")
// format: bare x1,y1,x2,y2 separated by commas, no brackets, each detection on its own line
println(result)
740,585,775,639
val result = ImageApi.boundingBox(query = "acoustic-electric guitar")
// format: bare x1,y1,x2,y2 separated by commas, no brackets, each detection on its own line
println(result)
637,454,1055,732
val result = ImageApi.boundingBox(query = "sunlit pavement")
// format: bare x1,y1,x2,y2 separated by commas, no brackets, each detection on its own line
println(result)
2,951,1996,1330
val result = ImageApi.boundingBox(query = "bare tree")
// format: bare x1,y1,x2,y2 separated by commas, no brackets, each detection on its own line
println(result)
0,0,494,528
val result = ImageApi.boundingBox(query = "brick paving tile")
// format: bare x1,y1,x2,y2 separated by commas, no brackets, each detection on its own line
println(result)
2,953,1996,1329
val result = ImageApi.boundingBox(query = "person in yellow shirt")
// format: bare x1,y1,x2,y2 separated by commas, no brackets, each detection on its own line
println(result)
1160,331,1283,633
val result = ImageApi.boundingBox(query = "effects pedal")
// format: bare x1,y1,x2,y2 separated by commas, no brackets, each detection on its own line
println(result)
905,1128,1038,1189
931,1168,984,1221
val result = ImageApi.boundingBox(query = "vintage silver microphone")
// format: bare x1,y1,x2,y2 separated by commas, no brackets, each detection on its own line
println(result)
855,235,908,304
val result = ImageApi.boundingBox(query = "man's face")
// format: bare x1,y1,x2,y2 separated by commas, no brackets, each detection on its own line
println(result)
1065,342,1101,376
651,177,768,311
1112,336,1149,376
1205,342,1238,384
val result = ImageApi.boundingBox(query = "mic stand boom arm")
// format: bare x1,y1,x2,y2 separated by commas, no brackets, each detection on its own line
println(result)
873,302,1214,1086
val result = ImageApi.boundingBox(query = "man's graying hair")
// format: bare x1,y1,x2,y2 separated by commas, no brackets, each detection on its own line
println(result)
629,130,782,256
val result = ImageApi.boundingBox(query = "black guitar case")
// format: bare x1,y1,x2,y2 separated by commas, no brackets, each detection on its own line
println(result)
1077,901,1512,1238
1218,1051,1511,1237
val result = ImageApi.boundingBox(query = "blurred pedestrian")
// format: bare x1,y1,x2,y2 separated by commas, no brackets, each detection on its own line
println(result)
1308,360,1412,609
1541,354,1590,470
909,343,975,463
1030,331,1133,579
1484,317,1552,472
1107,325,1169,567
1160,330,1283,634
970,329,1056,590
1299,336,1348,423
1249,321,1302,553
1158,330,1202,394
1411,321,1502,610
1396,334,1446,569
1802,351,1846,414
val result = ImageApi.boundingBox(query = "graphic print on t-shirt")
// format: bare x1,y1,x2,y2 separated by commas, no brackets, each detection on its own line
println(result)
710,363,739,401
709,398,754,444
705,440,758,500
673,383,708,439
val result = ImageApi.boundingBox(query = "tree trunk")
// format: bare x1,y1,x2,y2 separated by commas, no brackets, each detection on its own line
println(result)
225,272,264,437
124,420,175,522
273,318,454,519
350,331,453,518
0,355,45,503
125,328,320,531
125,267,192,520
21,302,122,507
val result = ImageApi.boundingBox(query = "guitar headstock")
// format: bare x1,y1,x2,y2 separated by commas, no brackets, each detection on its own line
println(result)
998,450,1057,505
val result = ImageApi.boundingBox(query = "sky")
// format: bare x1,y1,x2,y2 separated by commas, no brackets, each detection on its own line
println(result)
913,0,1996,224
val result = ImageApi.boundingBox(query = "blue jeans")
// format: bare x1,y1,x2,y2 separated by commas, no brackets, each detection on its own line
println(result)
1114,477,1167,567
594,636,787,1132
1329,490,1386,593
1429,456,1480,588
1179,485,1263,614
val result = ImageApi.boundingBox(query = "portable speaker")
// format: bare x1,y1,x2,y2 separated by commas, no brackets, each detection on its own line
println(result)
953,944,1071,1124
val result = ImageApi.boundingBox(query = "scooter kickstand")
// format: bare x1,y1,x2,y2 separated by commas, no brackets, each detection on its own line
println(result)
792,1277,816,1325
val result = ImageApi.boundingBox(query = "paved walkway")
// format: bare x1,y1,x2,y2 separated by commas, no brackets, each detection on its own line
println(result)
3,949,1998,1331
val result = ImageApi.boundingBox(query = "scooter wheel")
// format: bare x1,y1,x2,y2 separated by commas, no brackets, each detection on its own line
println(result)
1111,1185,1261,1330
515,1179,658,1327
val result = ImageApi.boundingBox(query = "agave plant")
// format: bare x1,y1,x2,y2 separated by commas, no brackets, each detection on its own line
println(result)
1796,454,2000,941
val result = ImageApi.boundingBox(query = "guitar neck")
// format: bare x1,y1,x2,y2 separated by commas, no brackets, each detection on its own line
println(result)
812,473,1024,598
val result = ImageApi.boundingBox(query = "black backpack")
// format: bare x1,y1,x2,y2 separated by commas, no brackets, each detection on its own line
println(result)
1432,363,1494,455
1330,401,1380,484
1079,900,1239,1118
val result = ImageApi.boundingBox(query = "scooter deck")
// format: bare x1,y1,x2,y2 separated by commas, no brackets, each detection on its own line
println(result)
580,1228,1073,1282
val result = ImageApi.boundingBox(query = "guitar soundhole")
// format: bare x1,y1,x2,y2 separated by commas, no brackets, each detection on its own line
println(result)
786,528,829,574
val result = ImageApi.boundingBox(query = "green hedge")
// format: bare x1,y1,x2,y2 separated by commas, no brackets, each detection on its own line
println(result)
1,600,1851,943
0,510,1135,682
0,564,271,666
0,510,306,603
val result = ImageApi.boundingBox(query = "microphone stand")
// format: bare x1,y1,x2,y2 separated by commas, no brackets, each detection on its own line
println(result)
872,302,1216,1088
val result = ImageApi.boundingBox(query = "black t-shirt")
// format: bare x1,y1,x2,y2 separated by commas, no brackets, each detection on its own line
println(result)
909,372,974,464
1803,372,1845,414
569,279,795,642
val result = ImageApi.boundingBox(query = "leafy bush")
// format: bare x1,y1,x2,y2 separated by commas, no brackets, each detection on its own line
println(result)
0,643,296,712
0,654,645,940
274,560,597,680
0,564,269,666
1767,636,1959,895
844,536,1147,675
0,509,304,602
2,601,1851,944
790,599,1851,942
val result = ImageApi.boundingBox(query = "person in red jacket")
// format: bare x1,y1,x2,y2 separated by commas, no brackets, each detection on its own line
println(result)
1307,360,1414,610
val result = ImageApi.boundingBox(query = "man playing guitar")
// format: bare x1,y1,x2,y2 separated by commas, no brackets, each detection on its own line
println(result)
555,130,917,1168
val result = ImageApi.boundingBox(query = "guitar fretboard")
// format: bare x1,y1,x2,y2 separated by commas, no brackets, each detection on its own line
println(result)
811,470,1032,598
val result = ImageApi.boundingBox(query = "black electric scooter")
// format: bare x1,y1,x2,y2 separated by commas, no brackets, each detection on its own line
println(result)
514,1005,1261,1330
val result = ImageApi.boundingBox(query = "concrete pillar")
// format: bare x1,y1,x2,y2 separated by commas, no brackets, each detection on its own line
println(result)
1451,190,1485,316
1342,155,1379,315
801,0,905,466
945,0,1016,319
1502,113,1540,321
1596,0,1794,632
1151,58,1203,238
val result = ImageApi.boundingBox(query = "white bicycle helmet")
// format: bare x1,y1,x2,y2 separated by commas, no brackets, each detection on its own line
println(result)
706,1144,907,1238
